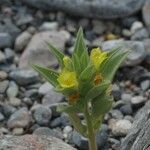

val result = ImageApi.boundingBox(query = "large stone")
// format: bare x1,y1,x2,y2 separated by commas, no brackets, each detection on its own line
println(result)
101,40,146,66
21,0,144,19
19,31,70,69
0,134,76,150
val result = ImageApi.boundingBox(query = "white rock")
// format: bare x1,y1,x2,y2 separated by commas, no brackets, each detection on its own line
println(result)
131,96,147,105
130,21,143,34
39,22,58,31
38,82,53,95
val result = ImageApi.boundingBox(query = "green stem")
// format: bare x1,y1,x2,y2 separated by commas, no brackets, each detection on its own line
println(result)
84,104,97,150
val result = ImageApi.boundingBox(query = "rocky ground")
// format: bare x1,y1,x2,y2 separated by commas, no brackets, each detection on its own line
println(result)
0,0,150,150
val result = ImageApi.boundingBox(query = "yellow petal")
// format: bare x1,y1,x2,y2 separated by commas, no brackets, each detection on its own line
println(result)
57,70,78,88
90,48,107,70
63,56,71,68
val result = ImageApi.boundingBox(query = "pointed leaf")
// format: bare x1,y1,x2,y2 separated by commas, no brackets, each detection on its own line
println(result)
46,42,65,68
72,54,81,75
31,64,59,86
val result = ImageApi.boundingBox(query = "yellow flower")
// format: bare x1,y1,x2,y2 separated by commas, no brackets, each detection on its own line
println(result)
57,70,78,88
90,48,107,70
63,56,71,69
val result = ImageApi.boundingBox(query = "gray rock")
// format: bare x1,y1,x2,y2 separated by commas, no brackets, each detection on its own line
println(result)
142,0,150,28
140,80,150,91
0,51,6,63
131,96,147,106
0,33,12,48
38,82,53,95
120,104,133,115
7,108,30,129
0,134,76,150
0,112,4,121
131,28,149,41
0,80,9,94
33,106,52,125
2,105,16,117
9,69,39,86
110,119,132,137
102,40,146,66
4,48,14,61
39,22,58,31
42,90,63,106
6,81,19,98
19,30,70,69
33,127,64,139
110,110,124,119
21,0,144,19
12,128,24,135
9,98,21,107
0,71,7,81
15,31,32,51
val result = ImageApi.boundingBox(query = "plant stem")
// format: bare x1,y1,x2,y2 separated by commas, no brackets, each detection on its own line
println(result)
84,104,97,150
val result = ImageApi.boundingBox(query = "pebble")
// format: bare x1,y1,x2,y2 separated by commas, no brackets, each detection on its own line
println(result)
131,28,149,41
33,106,52,125
4,48,14,62
63,126,73,135
130,21,143,34
38,82,53,95
0,33,12,48
121,93,132,102
110,110,124,119
12,128,24,135
142,0,150,27
140,80,150,91
39,22,58,31
9,97,21,107
9,69,39,86
2,104,16,117
7,108,30,129
16,14,33,26
0,51,6,63
6,81,19,98
15,31,32,51
131,96,147,106
0,80,9,94
0,112,4,121
120,104,133,115
110,119,132,137
0,71,7,81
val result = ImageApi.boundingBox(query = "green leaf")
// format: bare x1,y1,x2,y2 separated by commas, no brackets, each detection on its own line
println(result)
46,42,65,68
92,95,113,117
31,64,59,86
92,115,104,130
74,27,87,58
72,53,81,75
100,48,129,82
85,81,110,101
80,48,89,69
79,64,96,81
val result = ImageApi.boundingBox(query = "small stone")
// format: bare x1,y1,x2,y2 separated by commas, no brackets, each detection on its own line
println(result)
92,20,107,34
0,112,4,121
0,71,7,81
105,33,118,41
0,51,6,63
7,108,30,129
9,97,21,107
142,0,150,27
12,128,24,135
131,96,147,106
140,80,150,91
17,14,33,26
9,69,39,86
110,119,132,137
4,48,14,61
33,127,64,139
33,106,52,125
6,81,19,98
122,29,132,37
130,21,143,34
15,31,32,51
2,104,16,117
131,28,149,41
0,33,12,48
38,82,53,95
0,80,9,94
110,110,123,119
121,93,132,102
63,126,73,135
39,22,58,31
120,104,133,115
